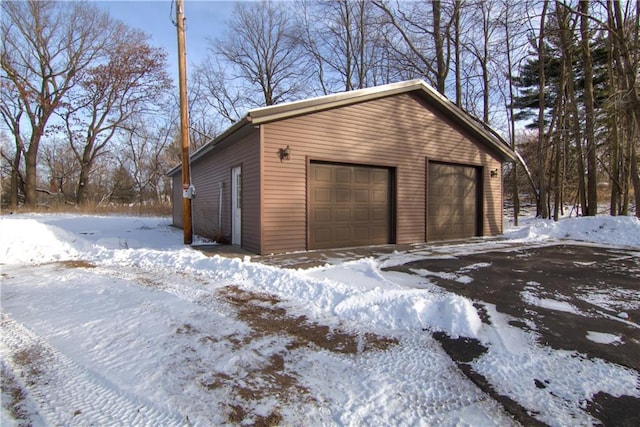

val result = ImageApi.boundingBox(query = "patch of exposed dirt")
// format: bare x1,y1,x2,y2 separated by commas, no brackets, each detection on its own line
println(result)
12,345,47,385
201,285,398,425
55,260,96,269
218,285,398,354
1,362,34,426
225,404,282,427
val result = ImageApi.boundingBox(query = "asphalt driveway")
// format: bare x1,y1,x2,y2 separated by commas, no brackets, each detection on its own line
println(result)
385,243,640,371
385,243,640,426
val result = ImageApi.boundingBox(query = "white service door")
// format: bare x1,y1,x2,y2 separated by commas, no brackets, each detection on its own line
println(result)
231,166,242,245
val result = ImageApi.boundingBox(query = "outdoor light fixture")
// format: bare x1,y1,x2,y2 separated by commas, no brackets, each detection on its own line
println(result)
278,145,291,161
490,168,499,178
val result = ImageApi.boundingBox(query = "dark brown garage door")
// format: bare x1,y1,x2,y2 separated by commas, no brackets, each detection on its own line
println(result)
428,162,479,241
309,162,390,249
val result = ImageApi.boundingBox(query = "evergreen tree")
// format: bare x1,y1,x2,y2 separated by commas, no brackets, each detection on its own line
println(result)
110,165,137,204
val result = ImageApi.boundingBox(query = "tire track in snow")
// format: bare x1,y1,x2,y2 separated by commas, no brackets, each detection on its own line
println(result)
0,313,187,426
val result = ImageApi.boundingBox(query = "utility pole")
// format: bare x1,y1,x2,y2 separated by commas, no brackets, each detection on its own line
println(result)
176,0,192,244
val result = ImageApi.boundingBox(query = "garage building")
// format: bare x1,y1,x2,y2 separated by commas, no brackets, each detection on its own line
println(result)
168,79,516,254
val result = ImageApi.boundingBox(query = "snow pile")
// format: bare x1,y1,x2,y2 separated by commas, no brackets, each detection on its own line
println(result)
0,218,94,264
504,215,640,248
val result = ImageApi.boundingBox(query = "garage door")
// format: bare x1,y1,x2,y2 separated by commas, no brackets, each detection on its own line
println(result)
428,162,479,241
309,162,390,249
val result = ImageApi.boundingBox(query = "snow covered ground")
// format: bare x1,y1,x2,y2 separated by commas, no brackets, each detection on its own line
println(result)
1,213,639,426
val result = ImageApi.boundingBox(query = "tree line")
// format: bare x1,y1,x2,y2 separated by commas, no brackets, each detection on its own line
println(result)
2,0,638,220
1,0,175,209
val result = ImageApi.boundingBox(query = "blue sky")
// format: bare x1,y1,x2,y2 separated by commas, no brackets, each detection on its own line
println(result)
95,1,239,81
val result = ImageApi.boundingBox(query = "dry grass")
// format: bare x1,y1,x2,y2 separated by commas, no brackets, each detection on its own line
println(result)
1,363,32,425
12,345,46,387
2,202,171,217
57,260,96,269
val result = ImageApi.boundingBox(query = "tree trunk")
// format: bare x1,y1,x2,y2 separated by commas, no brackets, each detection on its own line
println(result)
75,141,95,205
621,114,631,215
9,149,22,209
357,0,366,89
580,1,598,216
552,98,564,221
537,0,549,218
343,0,353,91
631,135,640,217
453,0,462,107
76,165,91,206
482,2,490,124
432,0,447,94
24,137,39,208
557,2,587,215
504,0,519,225
606,9,621,215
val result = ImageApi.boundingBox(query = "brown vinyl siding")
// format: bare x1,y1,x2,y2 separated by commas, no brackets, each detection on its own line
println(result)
261,93,503,254
189,130,261,253
172,174,183,228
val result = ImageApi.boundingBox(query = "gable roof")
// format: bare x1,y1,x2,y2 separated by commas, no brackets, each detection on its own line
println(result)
169,79,516,175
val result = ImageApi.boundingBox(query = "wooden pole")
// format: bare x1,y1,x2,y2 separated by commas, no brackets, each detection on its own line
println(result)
176,0,192,244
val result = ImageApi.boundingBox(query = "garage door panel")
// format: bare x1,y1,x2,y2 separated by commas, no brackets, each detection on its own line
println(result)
354,227,370,240
336,188,350,203
314,166,332,182
334,227,351,241
313,207,331,222
372,189,387,202
372,207,387,221
354,208,369,221
310,163,390,250
372,170,387,184
354,189,369,202
335,208,350,221
355,169,370,184
336,168,352,184
313,228,332,244
428,162,478,241
314,188,331,202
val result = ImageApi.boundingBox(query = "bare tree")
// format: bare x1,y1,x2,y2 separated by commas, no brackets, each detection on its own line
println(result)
193,59,246,124
58,27,171,205
494,0,532,225
607,0,640,217
41,137,79,201
373,0,452,95
0,74,25,208
201,0,308,117
186,77,221,150
536,0,550,218
464,1,499,123
119,116,176,206
579,0,598,215
452,0,463,107
0,0,116,207
296,0,390,93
